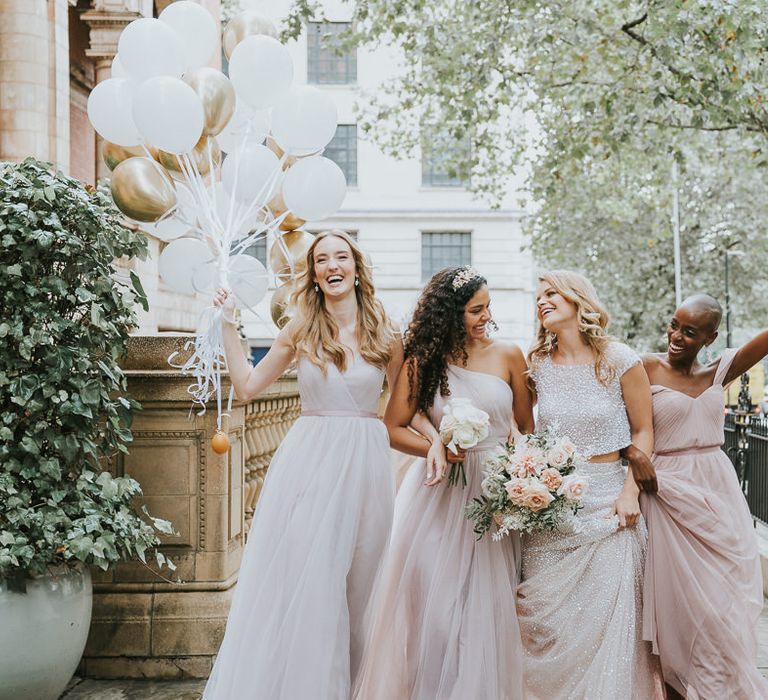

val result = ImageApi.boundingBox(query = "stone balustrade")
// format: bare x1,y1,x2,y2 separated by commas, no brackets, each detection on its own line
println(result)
79,335,300,679
243,392,301,533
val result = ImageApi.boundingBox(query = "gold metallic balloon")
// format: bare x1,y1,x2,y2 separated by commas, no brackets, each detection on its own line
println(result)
269,230,315,277
267,192,306,232
266,137,297,170
183,67,236,136
110,157,177,223
102,142,159,171
270,282,295,329
223,11,278,60
158,136,222,177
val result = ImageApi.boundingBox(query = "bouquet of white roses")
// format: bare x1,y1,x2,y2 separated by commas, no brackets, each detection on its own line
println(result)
438,397,490,487
465,430,588,538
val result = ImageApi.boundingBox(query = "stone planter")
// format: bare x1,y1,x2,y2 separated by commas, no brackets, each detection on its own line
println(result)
0,564,92,700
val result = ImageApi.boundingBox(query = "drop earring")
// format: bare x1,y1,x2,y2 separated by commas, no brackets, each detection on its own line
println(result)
314,283,319,293
354,278,359,287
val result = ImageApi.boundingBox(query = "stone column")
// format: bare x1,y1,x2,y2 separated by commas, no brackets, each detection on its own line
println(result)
79,336,300,679
80,0,148,181
0,0,51,161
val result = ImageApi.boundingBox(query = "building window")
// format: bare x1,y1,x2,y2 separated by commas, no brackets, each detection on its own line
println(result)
421,131,471,188
324,124,357,186
241,235,267,266
307,22,356,85
421,232,471,281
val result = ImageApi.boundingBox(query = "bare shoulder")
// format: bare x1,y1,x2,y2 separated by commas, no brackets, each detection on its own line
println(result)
641,352,664,369
493,340,526,362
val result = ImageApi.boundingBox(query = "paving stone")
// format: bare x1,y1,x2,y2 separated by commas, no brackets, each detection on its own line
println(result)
58,602,768,695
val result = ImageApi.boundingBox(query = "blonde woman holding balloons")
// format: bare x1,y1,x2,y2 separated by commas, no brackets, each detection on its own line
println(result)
203,230,444,700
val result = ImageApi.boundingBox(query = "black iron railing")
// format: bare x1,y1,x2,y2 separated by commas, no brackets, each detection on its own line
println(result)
724,410,768,525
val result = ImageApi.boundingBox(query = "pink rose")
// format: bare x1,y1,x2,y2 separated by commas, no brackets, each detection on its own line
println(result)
540,468,563,491
505,478,528,506
522,481,555,512
557,474,588,501
511,448,546,477
558,438,576,457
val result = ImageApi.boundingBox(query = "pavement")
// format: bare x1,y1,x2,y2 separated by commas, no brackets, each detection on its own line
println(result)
60,601,768,698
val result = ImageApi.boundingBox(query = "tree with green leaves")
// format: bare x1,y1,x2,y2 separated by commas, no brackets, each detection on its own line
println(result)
0,159,173,582
283,0,768,346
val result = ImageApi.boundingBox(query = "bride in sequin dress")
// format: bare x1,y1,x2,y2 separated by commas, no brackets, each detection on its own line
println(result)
516,270,664,699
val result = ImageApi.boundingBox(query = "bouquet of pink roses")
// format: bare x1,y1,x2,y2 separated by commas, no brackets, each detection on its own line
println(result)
465,430,588,539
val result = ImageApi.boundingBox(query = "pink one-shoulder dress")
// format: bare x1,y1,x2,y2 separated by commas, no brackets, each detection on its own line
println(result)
641,348,768,699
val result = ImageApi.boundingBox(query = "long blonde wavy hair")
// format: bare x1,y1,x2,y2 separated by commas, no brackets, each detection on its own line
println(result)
528,270,616,385
288,230,394,373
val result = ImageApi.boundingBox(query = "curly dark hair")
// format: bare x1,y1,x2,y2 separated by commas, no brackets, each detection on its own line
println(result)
404,266,494,412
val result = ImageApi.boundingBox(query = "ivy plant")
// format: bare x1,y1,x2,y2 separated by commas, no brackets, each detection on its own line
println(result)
0,158,174,584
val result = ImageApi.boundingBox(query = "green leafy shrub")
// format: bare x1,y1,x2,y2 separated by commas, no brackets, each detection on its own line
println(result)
0,158,173,581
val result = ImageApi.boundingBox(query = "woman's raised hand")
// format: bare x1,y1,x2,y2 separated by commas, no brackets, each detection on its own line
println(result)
214,287,237,323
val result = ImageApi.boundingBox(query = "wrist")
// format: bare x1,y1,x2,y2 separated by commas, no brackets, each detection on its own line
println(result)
621,484,640,499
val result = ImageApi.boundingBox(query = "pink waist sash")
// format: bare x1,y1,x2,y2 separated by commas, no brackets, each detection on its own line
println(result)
654,444,722,458
301,409,379,418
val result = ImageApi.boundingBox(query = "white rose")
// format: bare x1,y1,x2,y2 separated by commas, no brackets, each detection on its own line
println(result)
547,446,568,467
453,425,478,449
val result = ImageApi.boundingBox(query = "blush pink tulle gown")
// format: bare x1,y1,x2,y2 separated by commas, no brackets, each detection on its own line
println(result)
641,348,768,699
353,365,524,700
203,355,395,700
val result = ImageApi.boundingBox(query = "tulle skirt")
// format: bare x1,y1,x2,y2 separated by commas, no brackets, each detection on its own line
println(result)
203,415,394,700
517,460,664,699
641,450,768,698
353,447,525,700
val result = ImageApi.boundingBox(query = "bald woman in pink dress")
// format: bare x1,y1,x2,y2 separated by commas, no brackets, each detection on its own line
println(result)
623,294,768,699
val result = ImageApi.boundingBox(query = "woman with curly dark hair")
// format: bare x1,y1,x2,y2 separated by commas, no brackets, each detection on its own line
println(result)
353,266,534,700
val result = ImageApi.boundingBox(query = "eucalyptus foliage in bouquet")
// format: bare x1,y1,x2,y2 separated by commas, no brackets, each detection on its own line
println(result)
466,430,587,539
0,159,173,585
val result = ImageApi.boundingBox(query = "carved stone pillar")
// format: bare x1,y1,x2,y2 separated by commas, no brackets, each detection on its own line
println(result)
80,0,150,180
78,336,300,679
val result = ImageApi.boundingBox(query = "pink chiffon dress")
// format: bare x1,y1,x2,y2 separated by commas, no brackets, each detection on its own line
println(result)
641,348,768,698
203,355,395,700
353,365,525,700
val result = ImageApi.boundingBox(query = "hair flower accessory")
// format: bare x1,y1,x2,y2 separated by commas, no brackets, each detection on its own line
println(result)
451,266,481,291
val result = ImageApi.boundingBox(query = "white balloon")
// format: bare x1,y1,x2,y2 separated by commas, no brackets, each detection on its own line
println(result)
221,144,280,203
87,78,141,147
146,214,190,242
217,102,270,154
159,1,218,71
201,182,256,239
271,87,338,156
111,55,127,79
117,17,185,81
282,156,346,221
158,238,213,295
174,184,199,226
228,36,293,110
229,254,269,309
132,77,204,154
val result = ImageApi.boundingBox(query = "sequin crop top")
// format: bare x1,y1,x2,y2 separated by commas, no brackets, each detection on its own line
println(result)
530,342,640,459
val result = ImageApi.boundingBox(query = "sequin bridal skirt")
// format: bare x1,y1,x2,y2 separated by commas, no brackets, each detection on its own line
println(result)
516,460,663,699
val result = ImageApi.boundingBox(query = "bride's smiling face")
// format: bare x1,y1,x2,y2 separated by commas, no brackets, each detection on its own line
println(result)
536,281,577,332
463,284,492,340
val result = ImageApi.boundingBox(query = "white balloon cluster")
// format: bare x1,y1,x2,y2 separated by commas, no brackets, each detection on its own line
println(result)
86,3,348,415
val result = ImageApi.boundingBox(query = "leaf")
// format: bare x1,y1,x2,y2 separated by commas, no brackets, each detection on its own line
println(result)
129,271,149,312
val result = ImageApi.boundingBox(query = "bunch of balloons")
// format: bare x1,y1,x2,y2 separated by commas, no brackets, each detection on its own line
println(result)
87,3,347,436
